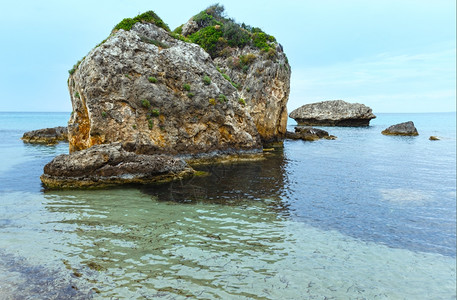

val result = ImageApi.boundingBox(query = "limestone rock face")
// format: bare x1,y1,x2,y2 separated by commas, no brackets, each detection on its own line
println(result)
21,126,68,144
40,143,194,188
382,121,419,136
289,100,376,127
286,126,336,141
68,23,262,155
181,19,199,36
213,47,291,143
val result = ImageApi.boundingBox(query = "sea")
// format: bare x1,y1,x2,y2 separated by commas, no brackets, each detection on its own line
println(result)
0,111,455,299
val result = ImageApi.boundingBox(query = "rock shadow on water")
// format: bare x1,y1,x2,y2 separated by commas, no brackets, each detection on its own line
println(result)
139,150,290,211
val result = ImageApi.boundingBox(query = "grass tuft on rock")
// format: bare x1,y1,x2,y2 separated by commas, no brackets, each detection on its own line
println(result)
113,11,170,33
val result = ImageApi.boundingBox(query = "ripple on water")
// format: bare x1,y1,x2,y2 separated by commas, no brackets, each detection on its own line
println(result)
0,190,455,299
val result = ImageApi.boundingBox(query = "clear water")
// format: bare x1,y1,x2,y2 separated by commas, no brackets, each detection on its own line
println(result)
0,112,455,299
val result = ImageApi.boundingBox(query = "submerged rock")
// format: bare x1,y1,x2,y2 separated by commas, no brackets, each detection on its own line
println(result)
40,143,195,189
286,127,336,141
21,127,68,144
289,100,376,127
381,121,419,136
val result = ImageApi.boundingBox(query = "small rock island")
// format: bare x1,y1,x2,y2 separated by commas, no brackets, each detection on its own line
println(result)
41,5,291,188
22,127,68,145
289,100,376,126
381,121,419,136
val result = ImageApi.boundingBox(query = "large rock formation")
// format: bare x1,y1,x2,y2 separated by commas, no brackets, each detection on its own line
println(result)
67,7,290,156
289,100,376,126
22,126,68,144
41,7,291,189
40,143,195,189
381,121,419,136
68,24,260,155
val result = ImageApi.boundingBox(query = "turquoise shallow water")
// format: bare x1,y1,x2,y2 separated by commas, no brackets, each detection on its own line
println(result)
0,112,455,299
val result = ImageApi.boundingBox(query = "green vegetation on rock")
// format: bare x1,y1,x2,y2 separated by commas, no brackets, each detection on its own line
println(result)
183,4,277,58
113,11,170,32
188,26,223,58
218,94,227,102
203,75,211,85
139,35,169,48
69,5,281,80
141,99,151,108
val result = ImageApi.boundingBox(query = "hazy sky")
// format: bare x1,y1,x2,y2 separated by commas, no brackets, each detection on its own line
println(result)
0,0,455,113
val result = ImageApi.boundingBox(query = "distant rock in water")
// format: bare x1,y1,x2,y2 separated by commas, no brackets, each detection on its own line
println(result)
67,6,290,155
289,100,376,127
286,126,336,141
381,121,419,136
40,143,195,189
429,136,440,141
22,126,68,144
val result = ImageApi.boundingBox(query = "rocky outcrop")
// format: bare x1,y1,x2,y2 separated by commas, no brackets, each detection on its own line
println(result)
178,6,290,143
68,24,261,155
43,8,291,189
381,121,419,136
286,127,336,141
40,143,195,189
22,127,68,144
67,8,290,155
289,100,376,127
213,48,290,144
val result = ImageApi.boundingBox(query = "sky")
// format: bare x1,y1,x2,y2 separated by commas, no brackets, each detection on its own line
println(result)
0,0,455,113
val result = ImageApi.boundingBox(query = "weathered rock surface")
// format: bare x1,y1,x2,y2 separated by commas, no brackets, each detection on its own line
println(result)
179,8,291,144
381,121,419,136
22,126,68,144
213,46,290,143
286,127,336,141
289,100,376,127
68,19,289,156
40,143,195,189
68,23,261,155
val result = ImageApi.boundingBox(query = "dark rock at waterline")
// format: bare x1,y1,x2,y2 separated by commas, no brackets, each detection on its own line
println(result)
40,143,195,189
289,100,376,127
21,126,68,144
286,126,337,141
381,121,419,136
429,136,440,141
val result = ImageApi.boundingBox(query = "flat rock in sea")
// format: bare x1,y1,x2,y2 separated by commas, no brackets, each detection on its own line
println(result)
429,136,440,141
289,100,376,126
40,143,195,189
286,126,336,141
381,121,419,136
21,126,68,144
